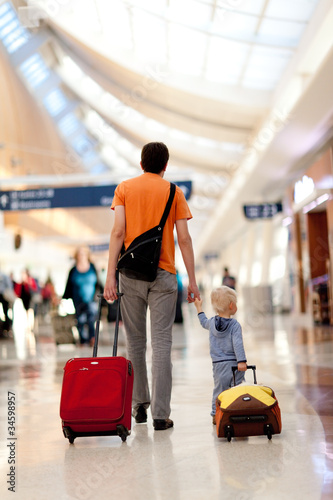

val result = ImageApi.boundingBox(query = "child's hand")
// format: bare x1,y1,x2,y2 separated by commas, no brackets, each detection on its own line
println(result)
194,297,203,313
237,362,247,372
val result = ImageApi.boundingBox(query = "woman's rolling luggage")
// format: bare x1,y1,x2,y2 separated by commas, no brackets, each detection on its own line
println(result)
215,365,281,441
59,293,133,443
52,313,77,345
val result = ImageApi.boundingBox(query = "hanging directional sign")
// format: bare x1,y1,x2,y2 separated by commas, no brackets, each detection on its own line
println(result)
243,202,283,220
0,185,115,211
177,181,192,200
0,181,192,211
204,252,219,261
89,243,110,253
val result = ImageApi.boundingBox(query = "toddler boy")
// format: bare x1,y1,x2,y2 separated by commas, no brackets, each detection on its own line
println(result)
194,286,247,424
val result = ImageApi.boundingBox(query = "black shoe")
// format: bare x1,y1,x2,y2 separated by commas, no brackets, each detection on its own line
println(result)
135,405,147,424
153,418,174,431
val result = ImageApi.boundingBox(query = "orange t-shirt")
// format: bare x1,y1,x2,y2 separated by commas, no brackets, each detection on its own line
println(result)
111,173,192,275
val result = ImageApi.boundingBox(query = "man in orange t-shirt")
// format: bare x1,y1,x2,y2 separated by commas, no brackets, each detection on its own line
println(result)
104,142,200,430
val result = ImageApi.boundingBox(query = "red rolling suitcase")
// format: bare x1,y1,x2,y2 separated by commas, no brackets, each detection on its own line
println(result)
60,293,133,443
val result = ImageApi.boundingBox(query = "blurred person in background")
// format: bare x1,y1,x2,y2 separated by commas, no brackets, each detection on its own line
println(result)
63,246,98,346
19,269,38,313
174,270,184,324
41,275,58,317
0,271,15,336
17,269,40,331
222,267,236,290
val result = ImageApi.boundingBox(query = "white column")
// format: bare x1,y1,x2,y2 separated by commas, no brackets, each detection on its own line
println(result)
245,223,257,286
261,220,273,285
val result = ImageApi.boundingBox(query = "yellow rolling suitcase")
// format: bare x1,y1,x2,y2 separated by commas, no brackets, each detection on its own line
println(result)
215,365,282,441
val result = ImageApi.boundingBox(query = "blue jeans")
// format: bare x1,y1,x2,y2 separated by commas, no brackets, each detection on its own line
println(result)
74,301,97,344
120,268,178,420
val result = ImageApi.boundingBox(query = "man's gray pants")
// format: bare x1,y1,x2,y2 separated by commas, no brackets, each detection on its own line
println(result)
120,269,178,420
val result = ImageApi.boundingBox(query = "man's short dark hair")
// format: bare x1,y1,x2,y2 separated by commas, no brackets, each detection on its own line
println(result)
141,142,169,174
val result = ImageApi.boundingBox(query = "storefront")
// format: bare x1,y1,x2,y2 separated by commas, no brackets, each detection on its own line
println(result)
287,148,333,324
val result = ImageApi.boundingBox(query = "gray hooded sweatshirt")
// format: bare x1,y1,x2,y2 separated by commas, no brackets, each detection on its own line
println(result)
198,312,246,364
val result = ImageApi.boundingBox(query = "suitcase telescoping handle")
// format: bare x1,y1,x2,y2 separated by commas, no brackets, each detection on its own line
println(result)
232,365,257,386
93,293,123,357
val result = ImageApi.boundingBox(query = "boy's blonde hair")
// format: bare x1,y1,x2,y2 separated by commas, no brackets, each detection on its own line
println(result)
211,286,237,315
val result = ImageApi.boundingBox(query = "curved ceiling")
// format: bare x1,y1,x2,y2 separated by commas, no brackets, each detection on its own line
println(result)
1,0,333,260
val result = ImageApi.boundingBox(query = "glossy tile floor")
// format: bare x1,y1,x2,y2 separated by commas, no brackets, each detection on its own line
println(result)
0,299,333,500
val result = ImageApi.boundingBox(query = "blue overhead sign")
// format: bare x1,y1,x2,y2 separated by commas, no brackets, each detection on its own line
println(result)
0,185,115,211
0,181,192,211
177,181,192,200
89,243,110,253
204,252,219,261
243,202,283,220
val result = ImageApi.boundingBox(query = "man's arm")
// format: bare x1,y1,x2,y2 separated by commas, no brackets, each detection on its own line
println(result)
175,218,200,303
104,206,126,302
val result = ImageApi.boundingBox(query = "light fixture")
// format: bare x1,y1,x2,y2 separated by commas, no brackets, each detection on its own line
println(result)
303,193,330,214
282,216,293,227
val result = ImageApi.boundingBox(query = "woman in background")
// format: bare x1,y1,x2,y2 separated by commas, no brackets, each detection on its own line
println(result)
63,246,98,346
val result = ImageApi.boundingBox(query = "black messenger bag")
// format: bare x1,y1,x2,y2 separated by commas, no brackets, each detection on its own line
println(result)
117,182,176,282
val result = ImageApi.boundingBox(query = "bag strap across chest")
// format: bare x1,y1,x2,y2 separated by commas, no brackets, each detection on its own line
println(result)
158,182,176,229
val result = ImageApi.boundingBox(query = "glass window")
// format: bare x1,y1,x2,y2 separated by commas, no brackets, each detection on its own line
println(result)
206,37,249,83
0,10,15,29
58,114,81,136
132,9,167,63
44,89,68,116
258,18,305,45
169,25,208,76
20,54,50,88
266,0,318,22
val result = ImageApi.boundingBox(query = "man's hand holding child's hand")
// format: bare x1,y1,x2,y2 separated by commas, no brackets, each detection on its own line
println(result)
194,298,203,314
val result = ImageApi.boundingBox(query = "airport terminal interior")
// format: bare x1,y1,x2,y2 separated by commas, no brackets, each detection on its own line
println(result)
1,0,333,499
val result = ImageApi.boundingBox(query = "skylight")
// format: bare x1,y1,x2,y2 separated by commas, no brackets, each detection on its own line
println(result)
0,1,30,53
58,113,82,137
20,54,50,88
57,54,244,157
43,88,68,116
44,0,319,92
71,134,96,159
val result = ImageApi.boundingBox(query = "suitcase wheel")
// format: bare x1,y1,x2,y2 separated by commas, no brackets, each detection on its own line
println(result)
265,424,273,440
117,424,129,442
63,426,76,444
225,425,233,442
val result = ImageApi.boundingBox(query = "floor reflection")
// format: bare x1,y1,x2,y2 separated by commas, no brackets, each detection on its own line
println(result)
0,307,332,500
